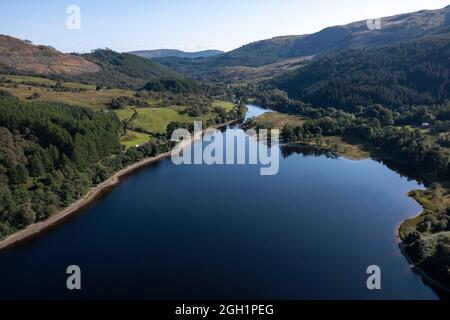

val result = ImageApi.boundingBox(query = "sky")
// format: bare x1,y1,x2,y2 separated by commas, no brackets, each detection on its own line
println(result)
0,0,449,53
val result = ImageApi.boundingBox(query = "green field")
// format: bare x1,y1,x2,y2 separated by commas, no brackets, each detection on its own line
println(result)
254,111,306,129
115,107,200,148
0,74,54,84
1,74,236,148
119,102,234,135
114,101,235,147
132,107,194,134
120,130,152,149
0,74,96,90
115,108,136,122
1,83,134,111
399,185,450,239
0,75,237,116
212,100,234,111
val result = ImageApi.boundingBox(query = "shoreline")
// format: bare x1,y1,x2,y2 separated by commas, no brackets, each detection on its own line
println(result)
2,121,448,297
0,120,236,252
287,139,450,296
282,139,370,161
396,193,450,296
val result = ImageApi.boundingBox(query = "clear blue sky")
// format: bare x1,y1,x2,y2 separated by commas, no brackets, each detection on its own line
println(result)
0,0,449,53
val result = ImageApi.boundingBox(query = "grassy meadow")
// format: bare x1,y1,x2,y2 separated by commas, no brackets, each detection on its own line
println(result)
120,130,152,148
254,111,306,129
0,74,236,149
212,100,234,111
0,74,134,111
115,103,232,147
131,107,193,134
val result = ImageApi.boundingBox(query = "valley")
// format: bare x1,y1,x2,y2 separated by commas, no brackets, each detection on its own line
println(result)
1,2,450,300
0,105,441,299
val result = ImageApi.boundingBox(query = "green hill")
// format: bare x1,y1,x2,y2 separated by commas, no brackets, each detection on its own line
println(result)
0,35,191,90
155,5,450,82
0,90,122,238
273,32,450,110
76,49,186,89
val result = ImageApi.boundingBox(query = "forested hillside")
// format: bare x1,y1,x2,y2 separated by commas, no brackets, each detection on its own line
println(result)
0,91,122,238
155,5,450,82
274,33,450,109
153,36,308,80
0,36,191,90
74,49,186,89
140,78,198,93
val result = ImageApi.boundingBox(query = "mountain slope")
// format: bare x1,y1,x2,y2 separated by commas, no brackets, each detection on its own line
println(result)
76,49,185,89
0,35,190,89
284,5,450,58
273,31,450,109
211,35,309,67
155,5,450,82
0,35,99,75
154,35,309,80
129,49,224,59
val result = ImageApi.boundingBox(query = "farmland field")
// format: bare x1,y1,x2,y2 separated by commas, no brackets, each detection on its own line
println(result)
119,102,233,135
212,100,234,111
131,107,193,134
0,74,97,90
115,108,136,122
120,130,152,149
0,83,134,111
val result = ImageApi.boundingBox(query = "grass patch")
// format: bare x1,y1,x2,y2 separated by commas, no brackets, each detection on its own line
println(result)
117,101,234,146
323,136,372,160
212,100,235,111
254,111,306,129
287,135,372,160
1,84,134,111
254,112,371,160
117,101,233,136
120,130,151,149
132,107,194,134
115,108,136,122
0,74,55,85
0,74,96,90
399,185,450,239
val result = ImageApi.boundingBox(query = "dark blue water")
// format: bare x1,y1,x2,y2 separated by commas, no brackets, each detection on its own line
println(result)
0,106,439,299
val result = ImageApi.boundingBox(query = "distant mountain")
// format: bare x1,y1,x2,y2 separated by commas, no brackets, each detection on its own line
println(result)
0,34,99,75
155,5,450,82
153,35,309,81
129,49,224,59
215,35,309,67
0,35,189,89
281,5,450,59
